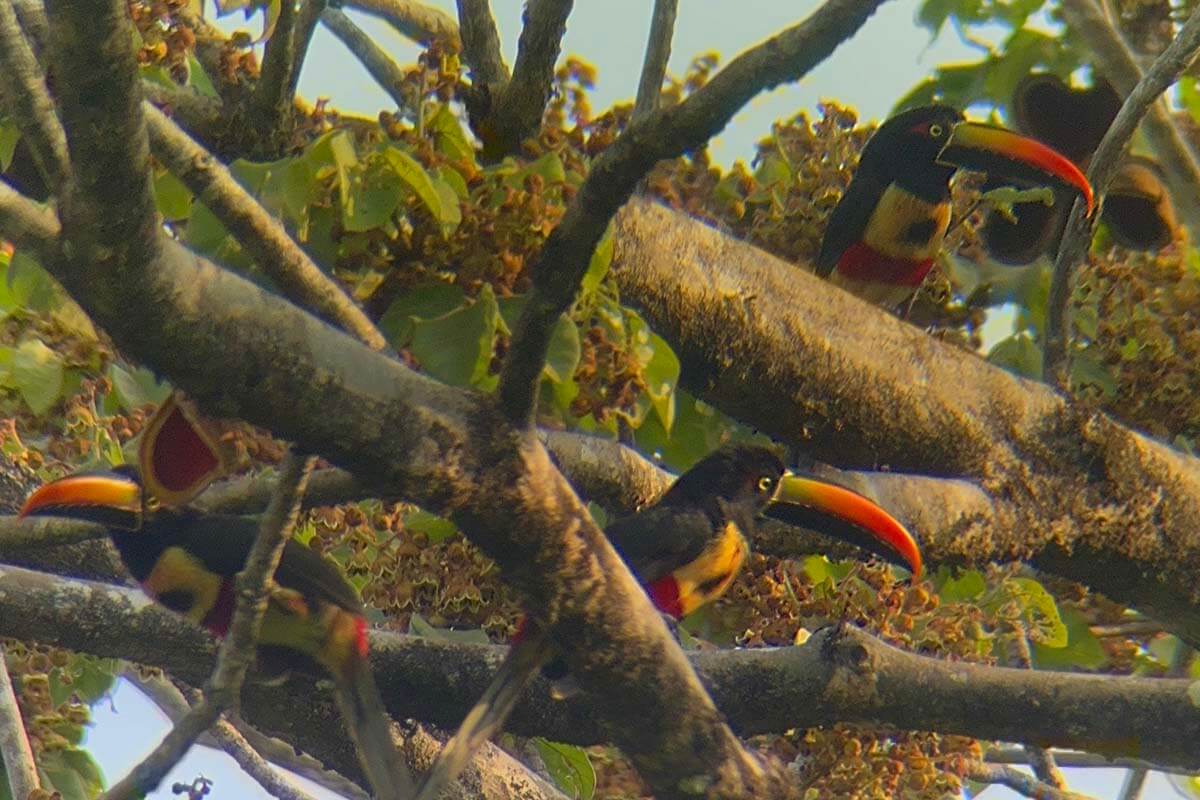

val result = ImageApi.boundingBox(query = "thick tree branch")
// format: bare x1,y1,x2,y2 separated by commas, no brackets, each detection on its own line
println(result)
497,0,892,424
342,0,460,45
633,0,678,122
99,452,313,800
1059,0,1200,238
11,0,49,57
143,104,388,351
0,0,69,192
8,17,781,791
322,7,409,110
1044,4,1200,383
611,199,1200,644
484,0,574,157
141,81,226,146
963,763,1094,800
252,0,301,140
5,567,1200,775
0,644,39,800
455,0,509,93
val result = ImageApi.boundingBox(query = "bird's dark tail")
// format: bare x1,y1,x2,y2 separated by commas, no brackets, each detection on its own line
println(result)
413,627,555,800
335,655,416,800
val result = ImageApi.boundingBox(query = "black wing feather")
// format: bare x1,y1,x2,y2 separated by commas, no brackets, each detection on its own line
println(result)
815,172,886,277
605,506,720,586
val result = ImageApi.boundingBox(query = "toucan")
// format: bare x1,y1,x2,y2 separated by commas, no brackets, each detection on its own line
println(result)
19,397,415,800
413,443,923,800
981,74,1178,263
816,104,1094,308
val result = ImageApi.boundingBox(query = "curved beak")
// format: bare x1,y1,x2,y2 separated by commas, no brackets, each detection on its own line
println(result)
769,474,923,579
19,471,144,530
938,122,1094,217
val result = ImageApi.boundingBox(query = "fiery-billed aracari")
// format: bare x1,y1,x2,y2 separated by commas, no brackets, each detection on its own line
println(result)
413,443,922,800
20,399,414,800
816,104,1094,308
981,73,1178,263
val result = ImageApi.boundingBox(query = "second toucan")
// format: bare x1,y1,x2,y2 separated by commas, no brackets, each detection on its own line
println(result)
816,105,1093,308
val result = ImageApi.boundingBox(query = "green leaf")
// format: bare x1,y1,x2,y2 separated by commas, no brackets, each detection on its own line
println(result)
408,613,492,645
581,225,614,295
802,555,854,586
1032,607,1107,670
40,748,105,800
641,332,681,433
432,177,463,235
1070,351,1117,398
186,52,219,99
153,168,194,222
404,509,460,545
0,117,20,171
384,147,445,222
5,251,59,313
938,568,987,602
533,739,596,800
987,333,1042,379
12,338,64,415
428,105,476,164
1181,77,1200,125
998,577,1067,648
378,282,467,348
109,363,172,411
70,656,119,704
409,285,500,388
524,152,567,185
544,316,581,383
343,157,404,232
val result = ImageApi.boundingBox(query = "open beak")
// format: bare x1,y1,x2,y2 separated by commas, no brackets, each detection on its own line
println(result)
19,471,145,530
769,474,923,579
938,121,1094,216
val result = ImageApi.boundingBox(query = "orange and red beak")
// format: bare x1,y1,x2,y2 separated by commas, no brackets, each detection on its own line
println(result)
770,474,923,579
19,470,145,530
938,121,1095,216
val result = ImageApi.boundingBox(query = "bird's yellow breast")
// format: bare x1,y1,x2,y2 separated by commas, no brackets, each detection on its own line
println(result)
141,547,223,625
671,522,749,618
861,184,951,262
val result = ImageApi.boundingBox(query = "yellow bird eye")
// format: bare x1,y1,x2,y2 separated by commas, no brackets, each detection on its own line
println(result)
757,476,775,494
928,123,944,138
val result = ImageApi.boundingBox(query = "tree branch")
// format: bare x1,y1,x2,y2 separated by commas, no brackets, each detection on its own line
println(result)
288,0,328,103
322,7,409,110
6,567,1200,774
455,0,509,92
963,763,1095,800
1044,3,1200,383
484,0,574,157
1006,631,1067,789
633,0,678,122
0,0,69,193
6,16,783,789
0,644,39,800
99,452,314,800
497,0,893,425
252,0,301,141
143,104,388,351
610,198,1200,645
342,0,460,45
986,746,1200,776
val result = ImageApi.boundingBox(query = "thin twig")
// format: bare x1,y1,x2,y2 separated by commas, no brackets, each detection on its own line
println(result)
143,104,389,351
210,717,320,800
963,762,1097,800
633,0,678,122
1117,767,1149,800
98,452,314,800
322,7,409,110
1045,2,1200,383
986,746,1200,775
342,0,460,45
0,0,69,193
11,0,49,58
0,644,40,800
253,0,301,139
496,0,893,424
1007,631,1068,788
140,81,225,144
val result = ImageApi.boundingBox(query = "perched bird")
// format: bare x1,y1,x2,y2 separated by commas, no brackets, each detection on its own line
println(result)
414,443,922,800
981,74,1178,263
816,104,1094,308
20,399,414,800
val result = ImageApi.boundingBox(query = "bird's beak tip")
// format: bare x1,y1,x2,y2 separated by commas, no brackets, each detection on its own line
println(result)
19,472,144,527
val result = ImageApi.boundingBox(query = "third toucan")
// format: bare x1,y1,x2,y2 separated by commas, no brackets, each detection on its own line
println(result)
816,105,1094,308
412,443,922,800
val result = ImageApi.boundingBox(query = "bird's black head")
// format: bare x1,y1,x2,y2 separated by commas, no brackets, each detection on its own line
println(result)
659,444,786,514
858,105,964,199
